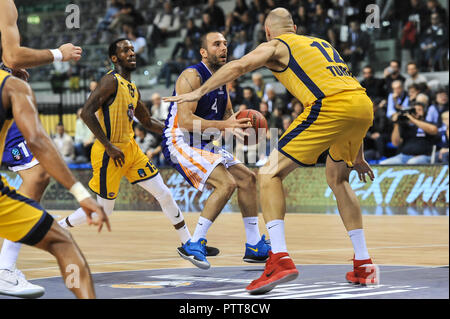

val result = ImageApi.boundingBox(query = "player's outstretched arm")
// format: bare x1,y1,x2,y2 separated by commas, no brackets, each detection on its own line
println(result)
163,42,277,104
4,77,110,232
0,0,82,69
80,73,125,167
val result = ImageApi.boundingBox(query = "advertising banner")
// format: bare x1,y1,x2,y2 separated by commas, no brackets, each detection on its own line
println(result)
1,165,448,215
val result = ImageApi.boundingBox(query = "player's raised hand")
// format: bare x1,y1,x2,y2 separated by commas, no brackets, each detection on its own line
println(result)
163,89,202,104
59,43,83,62
79,197,111,233
353,159,375,183
106,143,125,167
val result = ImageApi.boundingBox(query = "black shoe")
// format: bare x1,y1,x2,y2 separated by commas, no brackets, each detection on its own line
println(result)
206,245,220,256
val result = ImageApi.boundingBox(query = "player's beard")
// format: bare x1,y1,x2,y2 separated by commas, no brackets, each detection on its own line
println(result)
207,53,226,72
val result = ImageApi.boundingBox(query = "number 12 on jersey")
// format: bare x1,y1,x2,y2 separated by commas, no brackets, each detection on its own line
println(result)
310,41,353,78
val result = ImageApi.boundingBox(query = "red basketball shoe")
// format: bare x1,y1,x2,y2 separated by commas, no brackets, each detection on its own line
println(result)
346,257,379,286
246,251,299,295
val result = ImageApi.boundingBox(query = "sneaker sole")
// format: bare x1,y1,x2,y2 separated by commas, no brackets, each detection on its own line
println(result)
0,288,45,299
247,270,299,295
243,257,269,263
177,248,210,270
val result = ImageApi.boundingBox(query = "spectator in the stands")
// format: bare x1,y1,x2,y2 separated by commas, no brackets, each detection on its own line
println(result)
229,30,252,61
268,107,284,138
242,87,261,110
342,20,371,76
404,61,428,88
364,98,390,161
380,101,439,164
235,11,255,40
360,65,386,100
97,0,125,31
309,3,336,46
252,13,267,48
292,5,309,35
419,13,448,71
263,85,284,113
74,108,95,162
232,0,249,21
251,72,267,100
401,0,428,60
126,27,148,66
185,18,202,45
149,1,181,47
414,92,440,125
134,124,163,166
259,101,271,122
281,115,293,135
407,83,421,105
227,79,244,108
203,0,225,31
151,36,200,88
290,100,304,119
249,0,268,21
387,80,410,119
425,0,448,26
150,92,170,122
435,110,449,163
108,2,144,32
384,60,406,93
434,88,449,115
53,123,75,164
201,12,217,34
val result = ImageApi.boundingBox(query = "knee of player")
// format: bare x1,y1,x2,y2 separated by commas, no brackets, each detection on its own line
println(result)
326,171,348,189
221,178,237,196
239,170,257,189
40,224,74,256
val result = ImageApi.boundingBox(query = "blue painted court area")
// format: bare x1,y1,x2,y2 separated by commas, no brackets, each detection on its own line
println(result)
1,265,448,299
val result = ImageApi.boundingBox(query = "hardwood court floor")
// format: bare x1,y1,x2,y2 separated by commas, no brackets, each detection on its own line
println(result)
2,212,448,280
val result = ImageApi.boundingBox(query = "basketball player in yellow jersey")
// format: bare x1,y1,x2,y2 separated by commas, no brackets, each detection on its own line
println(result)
59,39,218,268
165,8,379,294
0,69,110,298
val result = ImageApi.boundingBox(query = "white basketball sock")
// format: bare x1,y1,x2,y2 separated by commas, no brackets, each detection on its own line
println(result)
0,240,21,270
266,219,287,253
348,229,370,260
177,224,191,245
243,217,261,245
192,216,213,242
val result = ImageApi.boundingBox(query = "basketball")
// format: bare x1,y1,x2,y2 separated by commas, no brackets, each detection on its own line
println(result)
236,109,268,145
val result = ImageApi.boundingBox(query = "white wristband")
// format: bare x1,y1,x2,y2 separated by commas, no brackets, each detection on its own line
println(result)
50,49,63,62
69,182,91,202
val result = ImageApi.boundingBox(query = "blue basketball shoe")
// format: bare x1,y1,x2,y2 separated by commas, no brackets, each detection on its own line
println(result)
243,235,272,263
177,238,210,269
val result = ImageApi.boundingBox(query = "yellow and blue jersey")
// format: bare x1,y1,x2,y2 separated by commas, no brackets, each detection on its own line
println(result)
96,70,139,146
271,33,364,108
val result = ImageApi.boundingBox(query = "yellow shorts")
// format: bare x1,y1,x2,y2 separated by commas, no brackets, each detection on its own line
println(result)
89,139,159,199
0,176,54,245
278,90,374,167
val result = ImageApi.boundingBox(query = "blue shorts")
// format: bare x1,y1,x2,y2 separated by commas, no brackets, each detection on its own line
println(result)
1,123,39,172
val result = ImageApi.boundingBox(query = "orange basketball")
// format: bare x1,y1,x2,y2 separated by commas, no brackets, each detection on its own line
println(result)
236,109,268,145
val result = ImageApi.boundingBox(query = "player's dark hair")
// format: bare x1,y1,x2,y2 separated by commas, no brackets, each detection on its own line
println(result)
200,31,221,50
109,38,128,59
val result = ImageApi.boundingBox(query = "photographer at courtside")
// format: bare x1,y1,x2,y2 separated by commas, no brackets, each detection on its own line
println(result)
380,102,439,164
